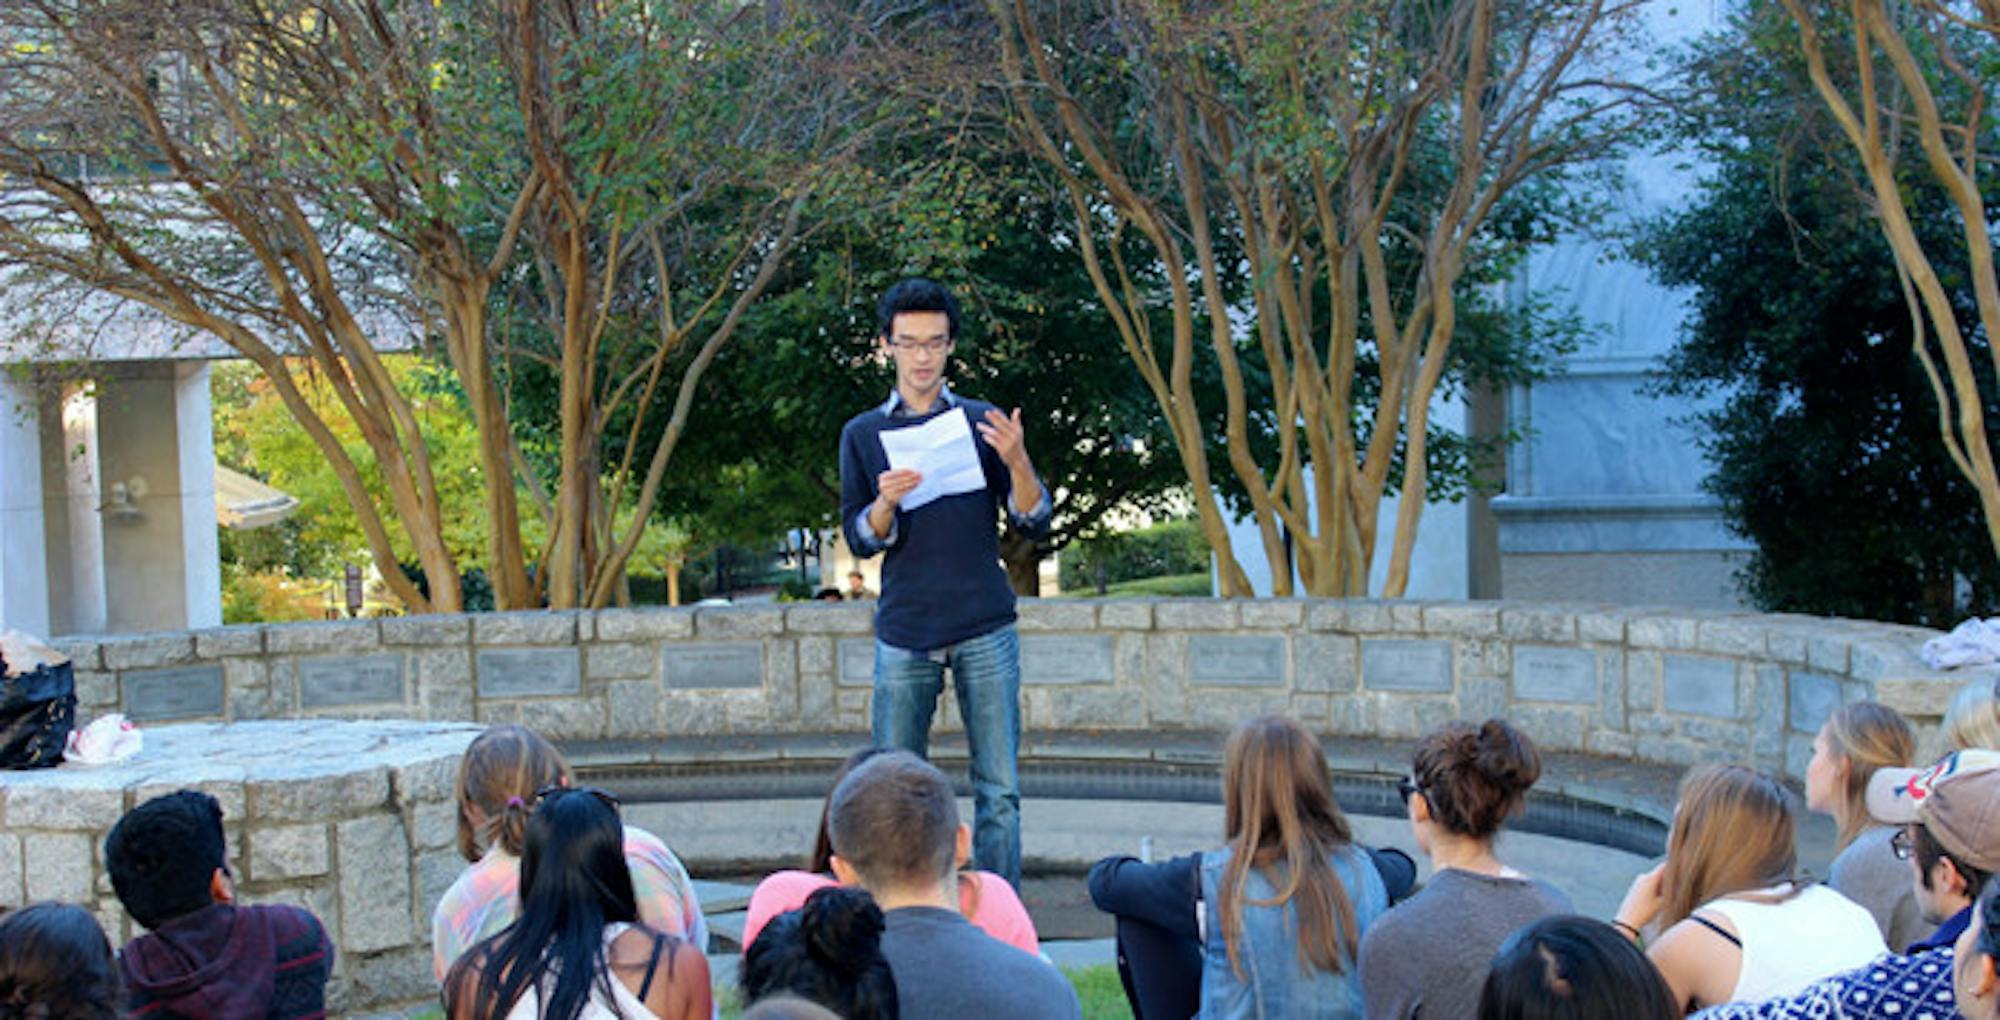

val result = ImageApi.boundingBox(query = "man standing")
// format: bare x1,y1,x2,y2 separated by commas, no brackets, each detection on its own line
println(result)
838,278,1050,888
845,570,874,600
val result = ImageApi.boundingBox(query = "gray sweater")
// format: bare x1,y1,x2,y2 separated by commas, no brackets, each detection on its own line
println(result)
1357,868,1571,1020
1829,825,1928,952
880,906,1080,1020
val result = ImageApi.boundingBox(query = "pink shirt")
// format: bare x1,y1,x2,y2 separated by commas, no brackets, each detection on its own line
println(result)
741,870,1040,956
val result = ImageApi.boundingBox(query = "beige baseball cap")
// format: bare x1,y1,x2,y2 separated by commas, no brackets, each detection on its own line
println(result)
1866,748,2000,872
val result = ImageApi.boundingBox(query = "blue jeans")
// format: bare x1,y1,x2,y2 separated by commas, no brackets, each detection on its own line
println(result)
872,623,1022,887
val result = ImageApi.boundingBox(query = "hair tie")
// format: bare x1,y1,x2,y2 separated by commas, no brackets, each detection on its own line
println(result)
506,796,524,809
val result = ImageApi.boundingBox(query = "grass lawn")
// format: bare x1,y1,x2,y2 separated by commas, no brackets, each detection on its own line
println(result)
709,964,1132,1018
1057,571,1212,598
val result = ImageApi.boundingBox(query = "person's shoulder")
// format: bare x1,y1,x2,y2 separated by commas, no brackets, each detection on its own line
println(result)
841,406,885,436
245,901,326,932
620,824,683,860
753,869,836,900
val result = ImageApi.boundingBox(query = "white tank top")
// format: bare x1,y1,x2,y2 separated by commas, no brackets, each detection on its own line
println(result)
503,923,665,1020
1700,884,1887,1002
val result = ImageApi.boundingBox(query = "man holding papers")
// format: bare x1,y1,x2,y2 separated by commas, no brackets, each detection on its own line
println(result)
837,277,1052,888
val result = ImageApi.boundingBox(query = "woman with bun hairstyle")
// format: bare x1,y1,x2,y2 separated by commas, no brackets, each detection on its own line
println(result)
1090,715,1389,1018
1476,915,1678,1020
1358,718,1570,1019
740,886,898,1019
432,725,708,981
1805,701,1923,949
445,787,710,1020
742,747,1039,956
0,902,120,1020
1613,764,1885,1010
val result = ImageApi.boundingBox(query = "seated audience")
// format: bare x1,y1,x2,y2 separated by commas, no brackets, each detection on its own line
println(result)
826,751,1080,1019
1807,702,1924,949
743,748,1038,955
741,885,897,1019
105,790,333,1020
445,786,710,1020
1956,877,2000,1020
1477,915,1678,1020
0,902,120,1020
1612,764,1884,1010
1946,677,2000,750
432,724,706,980
1089,714,1388,1019
1687,748,2000,1018
1360,718,1571,1018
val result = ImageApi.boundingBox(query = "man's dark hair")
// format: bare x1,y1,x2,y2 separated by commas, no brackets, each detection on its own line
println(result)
828,751,957,890
1914,822,1993,897
875,278,960,341
104,791,226,930
1478,915,1679,1020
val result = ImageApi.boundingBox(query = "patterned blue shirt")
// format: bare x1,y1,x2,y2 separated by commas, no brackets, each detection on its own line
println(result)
1692,948,1957,1020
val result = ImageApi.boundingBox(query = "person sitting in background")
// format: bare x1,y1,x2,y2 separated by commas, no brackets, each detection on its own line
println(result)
1089,715,1389,1019
826,751,1080,1019
1612,765,1885,1010
0,902,121,1020
743,747,1039,956
444,786,710,1020
432,725,707,981
1359,718,1572,1019
1954,877,2000,1020
1946,677,2000,751
105,790,332,1020
1688,748,2000,1018
1807,702,1924,949
1477,915,1679,1020
740,886,897,1019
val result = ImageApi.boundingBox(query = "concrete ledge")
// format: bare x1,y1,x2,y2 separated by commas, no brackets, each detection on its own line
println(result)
71,600,1986,785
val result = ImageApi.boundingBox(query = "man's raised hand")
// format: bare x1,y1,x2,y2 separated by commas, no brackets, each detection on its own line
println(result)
976,408,1031,470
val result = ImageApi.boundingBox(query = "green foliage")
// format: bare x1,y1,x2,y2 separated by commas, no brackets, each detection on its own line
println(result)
1059,519,1212,591
1644,0,2000,626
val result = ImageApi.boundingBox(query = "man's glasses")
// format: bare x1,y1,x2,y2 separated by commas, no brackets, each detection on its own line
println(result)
886,337,952,355
1396,777,1425,805
534,785,621,811
1890,827,1913,861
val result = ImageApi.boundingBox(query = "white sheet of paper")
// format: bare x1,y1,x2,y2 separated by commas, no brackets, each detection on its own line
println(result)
879,408,988,512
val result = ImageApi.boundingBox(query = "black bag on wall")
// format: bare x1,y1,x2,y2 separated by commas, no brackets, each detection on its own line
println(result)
0,660,75,769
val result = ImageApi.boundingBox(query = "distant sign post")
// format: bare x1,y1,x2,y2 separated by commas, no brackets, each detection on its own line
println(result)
344,564,363,618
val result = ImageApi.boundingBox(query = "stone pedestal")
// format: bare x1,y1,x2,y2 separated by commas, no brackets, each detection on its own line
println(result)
0,719,480,1014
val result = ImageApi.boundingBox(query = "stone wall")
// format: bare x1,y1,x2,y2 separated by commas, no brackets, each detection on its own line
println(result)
55,600,1982,782
0,720,479,1017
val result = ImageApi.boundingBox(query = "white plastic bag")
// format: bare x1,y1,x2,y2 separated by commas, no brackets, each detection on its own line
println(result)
64,713,141,765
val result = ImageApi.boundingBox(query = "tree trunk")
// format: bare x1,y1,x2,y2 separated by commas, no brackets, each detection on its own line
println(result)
1001,532,1044,597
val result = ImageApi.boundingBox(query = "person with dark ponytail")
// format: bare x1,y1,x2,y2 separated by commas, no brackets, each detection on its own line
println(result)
444,787,710,1020
0,903,120,1020
432,725,706,981
741,886,898,1019
1359,718,1571,1018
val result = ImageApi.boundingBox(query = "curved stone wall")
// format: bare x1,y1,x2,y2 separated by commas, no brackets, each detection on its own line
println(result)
0,719,479,1014
53,599,1980,782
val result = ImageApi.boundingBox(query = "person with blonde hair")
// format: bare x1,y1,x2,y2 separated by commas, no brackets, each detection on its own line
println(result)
432,725,707,981
1090,715,1388,1018
1805,701,1922,948
1613,765,1884,1010
1945,677,2000,751
1360,719,1571,1018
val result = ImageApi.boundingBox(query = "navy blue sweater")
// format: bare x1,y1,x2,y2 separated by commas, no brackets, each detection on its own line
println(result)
839,396,1048,650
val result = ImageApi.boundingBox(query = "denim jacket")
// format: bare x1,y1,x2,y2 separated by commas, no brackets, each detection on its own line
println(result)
1197,843,1387,1019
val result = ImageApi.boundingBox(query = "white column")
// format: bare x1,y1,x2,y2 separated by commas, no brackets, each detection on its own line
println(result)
38,383,106,635
0,373,52,636
175,363,221,627
96,360,221,633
